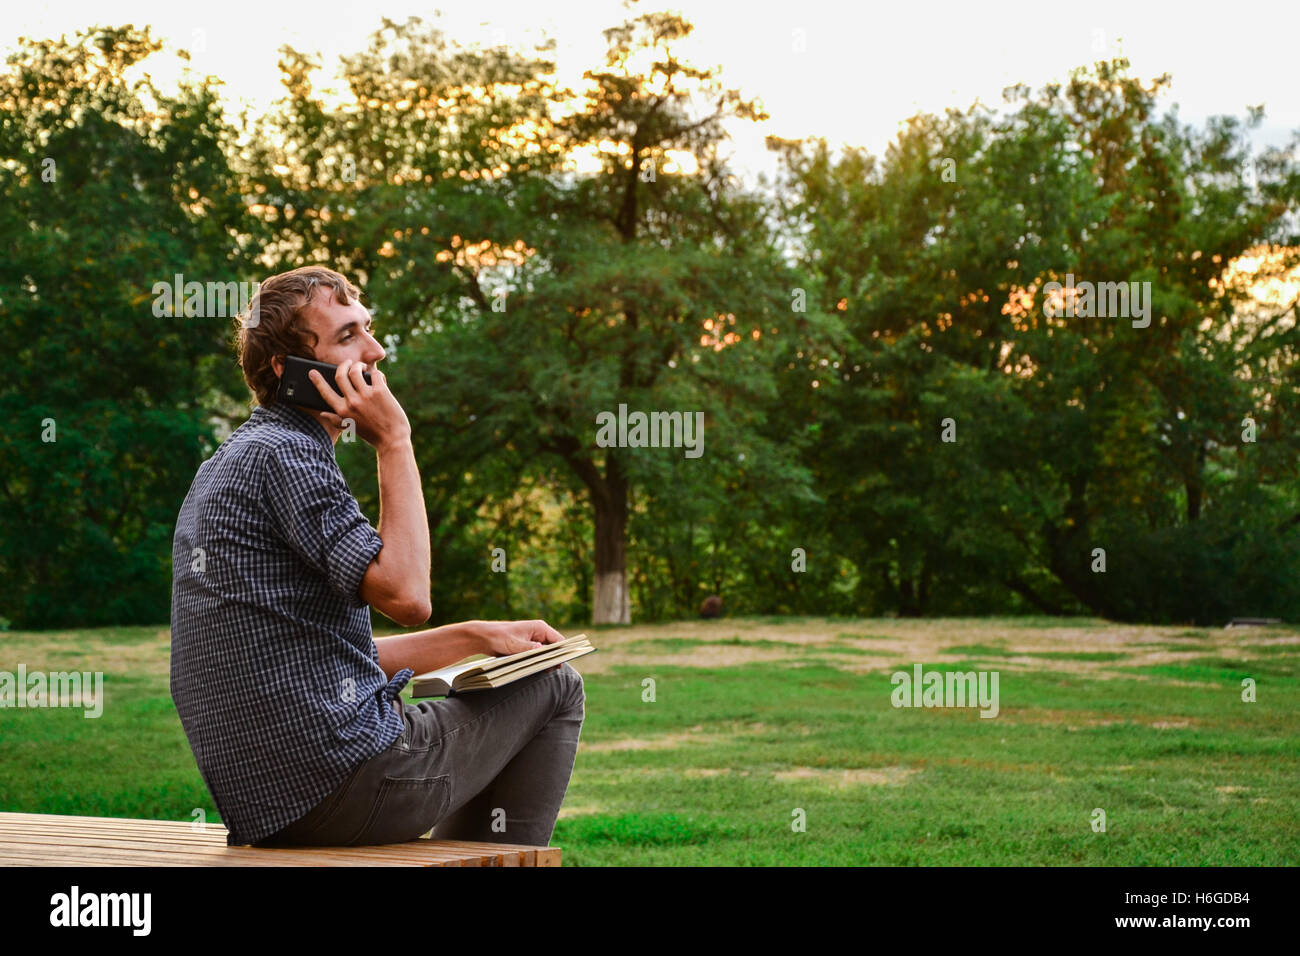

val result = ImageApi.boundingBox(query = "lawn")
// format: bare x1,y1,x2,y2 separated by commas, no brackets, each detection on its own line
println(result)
1,616,1297,865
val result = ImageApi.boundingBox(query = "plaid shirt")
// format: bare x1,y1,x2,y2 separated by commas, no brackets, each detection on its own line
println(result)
169,400,413,846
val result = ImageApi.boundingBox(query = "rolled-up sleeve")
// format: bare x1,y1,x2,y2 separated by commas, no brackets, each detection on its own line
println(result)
262,440,384,608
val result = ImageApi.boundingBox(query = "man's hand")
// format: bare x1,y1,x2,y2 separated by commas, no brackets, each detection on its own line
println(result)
310,359,412,452
478,619,567,658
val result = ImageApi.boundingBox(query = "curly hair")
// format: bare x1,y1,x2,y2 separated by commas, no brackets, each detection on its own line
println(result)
234,266,362,408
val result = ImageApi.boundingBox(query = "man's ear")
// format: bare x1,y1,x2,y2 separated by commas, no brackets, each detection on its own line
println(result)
270,355,283,379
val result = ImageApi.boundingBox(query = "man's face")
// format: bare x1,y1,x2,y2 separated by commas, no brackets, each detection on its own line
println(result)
299,288,386,373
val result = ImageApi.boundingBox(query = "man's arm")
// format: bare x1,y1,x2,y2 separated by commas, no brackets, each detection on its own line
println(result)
377,619,570,683
359,437,431,625
374,620,484,681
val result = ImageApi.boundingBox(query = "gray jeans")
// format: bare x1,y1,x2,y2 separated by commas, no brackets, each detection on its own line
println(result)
255,662,585,848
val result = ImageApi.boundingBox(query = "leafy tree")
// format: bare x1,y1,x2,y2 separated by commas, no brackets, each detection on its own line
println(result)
0,26,252,627
251,12,839,624
772,58,1300,622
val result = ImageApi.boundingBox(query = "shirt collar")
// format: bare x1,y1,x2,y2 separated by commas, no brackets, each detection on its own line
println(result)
251,401,335,453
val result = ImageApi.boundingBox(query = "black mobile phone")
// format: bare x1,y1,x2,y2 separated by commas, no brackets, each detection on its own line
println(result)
276,355,373,413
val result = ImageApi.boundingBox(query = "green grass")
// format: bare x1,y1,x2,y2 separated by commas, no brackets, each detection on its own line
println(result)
557,660,1297,864
621,636,796,653
943,643,1013,656
943,644,1125,661
2,618,1298,865
1025,651,1128,661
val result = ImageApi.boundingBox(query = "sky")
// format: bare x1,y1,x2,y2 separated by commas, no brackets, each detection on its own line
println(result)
5,0,1298,189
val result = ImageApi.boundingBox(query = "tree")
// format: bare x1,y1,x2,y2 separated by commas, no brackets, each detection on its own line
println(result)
772,58,1300,622
0,26,252,627
252,11,839,624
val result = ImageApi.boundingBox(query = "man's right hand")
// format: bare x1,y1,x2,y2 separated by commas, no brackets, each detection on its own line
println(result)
477,619,568,657
310,359,411,451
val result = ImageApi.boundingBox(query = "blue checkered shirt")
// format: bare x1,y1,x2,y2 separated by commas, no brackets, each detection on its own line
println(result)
170,400,413,846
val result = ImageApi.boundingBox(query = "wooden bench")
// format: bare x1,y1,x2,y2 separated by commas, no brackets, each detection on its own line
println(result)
0,812,561,866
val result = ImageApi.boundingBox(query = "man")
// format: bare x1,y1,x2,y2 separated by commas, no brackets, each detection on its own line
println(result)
169,265,585,848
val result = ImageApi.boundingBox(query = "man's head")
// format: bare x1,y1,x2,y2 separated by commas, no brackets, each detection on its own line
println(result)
236,266,386,408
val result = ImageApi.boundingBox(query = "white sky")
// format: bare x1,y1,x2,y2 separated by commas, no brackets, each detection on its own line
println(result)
6,0,1298,188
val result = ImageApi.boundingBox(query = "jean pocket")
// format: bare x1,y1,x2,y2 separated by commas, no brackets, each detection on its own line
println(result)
258,761,367,846
349,774,451,846
387,711,412,752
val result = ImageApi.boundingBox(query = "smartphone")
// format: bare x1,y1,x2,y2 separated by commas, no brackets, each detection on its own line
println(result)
276,355,373,413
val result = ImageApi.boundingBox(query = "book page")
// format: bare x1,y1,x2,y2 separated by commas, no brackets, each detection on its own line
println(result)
411,635,590,683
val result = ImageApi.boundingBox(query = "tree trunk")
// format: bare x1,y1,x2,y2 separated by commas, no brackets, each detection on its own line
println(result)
1043,471,1120,619
1185,442,1206,521
1003,573,1066,615
898,574,921,617
591,453,630,624
545,436,632,625
917,557,931,616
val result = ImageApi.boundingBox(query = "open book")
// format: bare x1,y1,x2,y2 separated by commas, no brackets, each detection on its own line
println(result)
409,634,596,698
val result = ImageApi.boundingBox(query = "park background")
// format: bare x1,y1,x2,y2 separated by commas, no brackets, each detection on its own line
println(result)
1,0,1297,864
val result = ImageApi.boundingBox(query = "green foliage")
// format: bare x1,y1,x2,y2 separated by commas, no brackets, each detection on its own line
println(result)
0,26,254,627
243,12,837,624
2,16,1298,627
772,58,1300,623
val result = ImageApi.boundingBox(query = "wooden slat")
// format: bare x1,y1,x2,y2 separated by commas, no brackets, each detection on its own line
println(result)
533,847,562,867
0,832,478,867
1,822,489,865
4,839,478,867
0,822,487,866
417,838,538,866
0,844,402,867
421,839,520,866
0,812,558,867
